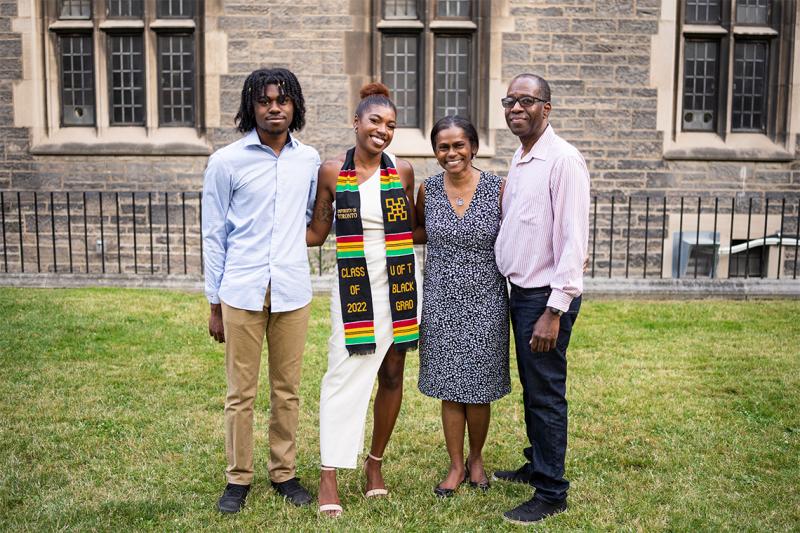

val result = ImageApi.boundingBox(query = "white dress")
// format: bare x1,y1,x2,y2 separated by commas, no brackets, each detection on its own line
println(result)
319,155,422,468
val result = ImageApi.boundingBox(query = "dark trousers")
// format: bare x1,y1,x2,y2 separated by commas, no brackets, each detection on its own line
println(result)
509,284,581,504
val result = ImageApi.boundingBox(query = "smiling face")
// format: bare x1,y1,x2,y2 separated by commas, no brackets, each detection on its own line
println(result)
354,104,397,155
433,126,476,177
504,76,551,147
254,83,294,138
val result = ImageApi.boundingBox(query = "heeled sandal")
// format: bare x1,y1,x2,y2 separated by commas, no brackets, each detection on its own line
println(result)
318,466,343,518
364,453,389,498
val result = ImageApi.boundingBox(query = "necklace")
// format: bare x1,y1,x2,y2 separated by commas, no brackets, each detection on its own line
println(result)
445,170,477,209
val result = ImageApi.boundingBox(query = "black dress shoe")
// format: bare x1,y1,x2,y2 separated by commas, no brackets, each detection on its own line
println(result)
492,463,533,485
502,497,567,524
466,461,490,492
434,467,468,498
217,483,250,514
271,477,312,506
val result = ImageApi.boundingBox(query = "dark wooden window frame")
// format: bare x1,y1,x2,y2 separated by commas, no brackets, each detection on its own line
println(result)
677,0,794,144
46,0,203,130
373,0,488,136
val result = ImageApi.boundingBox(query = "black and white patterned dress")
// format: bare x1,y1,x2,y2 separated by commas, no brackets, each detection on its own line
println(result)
418,171,510,404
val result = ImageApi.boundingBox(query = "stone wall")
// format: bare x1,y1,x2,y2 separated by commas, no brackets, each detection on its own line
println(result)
0,0,799,281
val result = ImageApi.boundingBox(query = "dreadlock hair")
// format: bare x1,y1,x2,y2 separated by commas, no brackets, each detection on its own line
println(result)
511,73,551,102
355,82,396,118
235,68,306,133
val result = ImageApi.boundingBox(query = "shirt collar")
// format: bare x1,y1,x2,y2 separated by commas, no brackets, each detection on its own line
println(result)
244,128,298,150
516,124,554,164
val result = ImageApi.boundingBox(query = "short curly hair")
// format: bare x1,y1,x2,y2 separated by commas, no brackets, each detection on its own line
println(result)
235,68,306,133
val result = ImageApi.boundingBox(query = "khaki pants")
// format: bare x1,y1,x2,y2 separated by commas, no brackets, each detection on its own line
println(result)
221,289,311,485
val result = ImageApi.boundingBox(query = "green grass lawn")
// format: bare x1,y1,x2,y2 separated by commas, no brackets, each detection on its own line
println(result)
0,288,798,532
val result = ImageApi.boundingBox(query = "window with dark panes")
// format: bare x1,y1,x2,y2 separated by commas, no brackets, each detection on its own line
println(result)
59,34,95,126
48,0,200,130
60,0,91,19
107,0,143,18
158,34,195,126
679,0,789,137
375,0,481,133
108,34,145,125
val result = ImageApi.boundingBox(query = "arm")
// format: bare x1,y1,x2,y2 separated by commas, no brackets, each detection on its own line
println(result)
305,151,322,226
306,159,339,247
499,178,506,215
201,154,232,343
529,156,590,353
397,158,417,231
413,182,427,244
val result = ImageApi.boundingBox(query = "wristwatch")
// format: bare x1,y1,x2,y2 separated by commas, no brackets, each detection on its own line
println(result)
548,306,564,317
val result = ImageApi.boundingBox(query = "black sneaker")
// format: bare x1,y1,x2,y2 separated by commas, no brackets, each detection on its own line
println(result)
492,463,533,485
217,483,250,514
503,497,567,525
271,477,313,506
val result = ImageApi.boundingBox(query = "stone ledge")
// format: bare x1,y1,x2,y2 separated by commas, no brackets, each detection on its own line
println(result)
1,274,798,299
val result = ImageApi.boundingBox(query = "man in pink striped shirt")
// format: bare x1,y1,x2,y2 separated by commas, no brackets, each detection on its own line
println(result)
493,73,590,525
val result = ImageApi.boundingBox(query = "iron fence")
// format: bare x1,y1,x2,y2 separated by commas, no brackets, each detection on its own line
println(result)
0,191,798,280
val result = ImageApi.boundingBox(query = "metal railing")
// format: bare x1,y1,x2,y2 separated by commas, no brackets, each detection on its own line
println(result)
0,191,798,280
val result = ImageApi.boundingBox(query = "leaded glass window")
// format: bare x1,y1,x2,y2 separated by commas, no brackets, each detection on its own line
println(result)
682,40,719,131
685,0,721,23
437,0,471,18
381,35,419,127
108,35,145,125
157,0,194,18
107,0,143,18
678,0,785,140
59,35,95,126
732,41,768,131
158,34,195,126
59,0,91,19
736,0,770,25
434,36,470,119
384,0,418,19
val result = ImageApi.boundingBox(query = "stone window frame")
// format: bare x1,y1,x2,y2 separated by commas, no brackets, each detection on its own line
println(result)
23,0,213,156
652,0,798,161
372,0,494,156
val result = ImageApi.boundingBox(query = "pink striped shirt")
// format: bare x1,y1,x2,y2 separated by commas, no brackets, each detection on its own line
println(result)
495,125,591,312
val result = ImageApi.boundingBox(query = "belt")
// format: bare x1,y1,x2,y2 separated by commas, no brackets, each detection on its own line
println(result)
509,282,550,295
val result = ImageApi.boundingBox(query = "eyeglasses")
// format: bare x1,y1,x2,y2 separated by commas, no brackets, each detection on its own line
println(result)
500,96,548,109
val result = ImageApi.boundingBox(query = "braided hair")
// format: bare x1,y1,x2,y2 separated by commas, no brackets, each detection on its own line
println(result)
235,68,306,133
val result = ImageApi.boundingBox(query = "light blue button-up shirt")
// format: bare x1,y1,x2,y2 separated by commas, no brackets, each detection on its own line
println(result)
202,129,320,312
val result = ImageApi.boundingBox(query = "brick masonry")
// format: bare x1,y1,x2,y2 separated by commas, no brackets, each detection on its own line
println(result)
0,0,799,280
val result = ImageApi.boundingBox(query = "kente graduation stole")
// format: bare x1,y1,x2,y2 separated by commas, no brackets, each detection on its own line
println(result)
335,147,419,356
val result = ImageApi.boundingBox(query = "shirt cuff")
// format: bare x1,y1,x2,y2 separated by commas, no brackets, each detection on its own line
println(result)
207,294,220,305
547,289,573,313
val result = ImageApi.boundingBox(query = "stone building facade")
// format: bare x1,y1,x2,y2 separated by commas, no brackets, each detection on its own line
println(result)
1,0,799,280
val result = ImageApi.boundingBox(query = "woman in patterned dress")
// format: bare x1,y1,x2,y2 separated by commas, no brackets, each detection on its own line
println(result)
414,116,510,497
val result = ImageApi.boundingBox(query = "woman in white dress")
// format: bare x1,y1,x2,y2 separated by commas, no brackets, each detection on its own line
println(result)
307,82,421,517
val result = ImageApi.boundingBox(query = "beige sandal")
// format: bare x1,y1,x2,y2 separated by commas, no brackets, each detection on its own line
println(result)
319,466,343,518
364,453,389,498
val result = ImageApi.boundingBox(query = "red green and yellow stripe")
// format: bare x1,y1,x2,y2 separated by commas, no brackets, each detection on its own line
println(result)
380,168,403,191
392,318,419,343
336,169,358,193
336,234,365,259
385,231,414,257
344,320,375,345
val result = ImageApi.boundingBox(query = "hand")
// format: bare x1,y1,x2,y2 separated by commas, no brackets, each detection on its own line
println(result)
208,303,225,343
529,311,560,353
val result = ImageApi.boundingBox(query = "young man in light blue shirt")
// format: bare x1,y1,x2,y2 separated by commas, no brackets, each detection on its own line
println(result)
202,68,320,513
